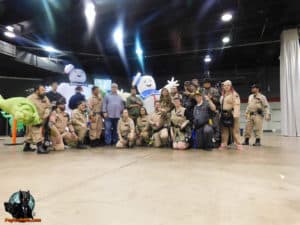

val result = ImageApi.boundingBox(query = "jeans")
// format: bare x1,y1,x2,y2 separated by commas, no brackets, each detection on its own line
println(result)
195,124,214,149
104,118,119,145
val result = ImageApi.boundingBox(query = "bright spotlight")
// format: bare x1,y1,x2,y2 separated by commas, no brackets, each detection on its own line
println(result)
222,36,230,44
43,45,58,53
136,46,143,56
85,1,96,26
6,26,14,32
113,25,124,48
4,31,16,38
221,12,233,22
204,55,212,63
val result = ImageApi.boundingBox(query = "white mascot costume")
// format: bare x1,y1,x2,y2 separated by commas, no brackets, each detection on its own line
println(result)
55,64,93,112
132,73,179,113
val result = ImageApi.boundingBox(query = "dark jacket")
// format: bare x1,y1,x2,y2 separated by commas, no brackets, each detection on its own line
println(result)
193,101,211,128
68,92,86,110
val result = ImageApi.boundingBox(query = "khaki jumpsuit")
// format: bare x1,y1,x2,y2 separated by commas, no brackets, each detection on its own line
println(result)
116,117,135,148
220,91,241,145
244,93,270,139
170,106,190,144
88,94,103,141
49,108,78,150
149,110,169,147
136,115,151,146
71,109,88,142
25,93,51,144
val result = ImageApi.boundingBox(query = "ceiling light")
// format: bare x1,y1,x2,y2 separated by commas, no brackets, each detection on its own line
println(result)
4,31,16,38
113,25,123,48
43,45,58,53
221,12,233,22
204,55,212,63
6,26,14,32
85,1,96,26
136,46,143,56
222,36,230,44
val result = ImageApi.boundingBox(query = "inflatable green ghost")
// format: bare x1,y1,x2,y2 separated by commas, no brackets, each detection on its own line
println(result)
0,96,41,125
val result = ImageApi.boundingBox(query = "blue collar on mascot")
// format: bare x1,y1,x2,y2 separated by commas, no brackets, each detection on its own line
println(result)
140,89,160,99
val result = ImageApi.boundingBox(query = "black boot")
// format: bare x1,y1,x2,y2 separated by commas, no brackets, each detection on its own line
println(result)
253,138,261,146
90,140,98,148
242,138,249,145
77,141,88,149
23,142,35,152
37,142,49,154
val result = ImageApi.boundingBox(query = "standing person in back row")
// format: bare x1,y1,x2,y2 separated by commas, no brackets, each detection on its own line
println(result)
24,84,51,154
88,86,103,147
219,80,242,150
102,83,124,145
243,84,271,146
126,86,143,123
68,86,86,110
46,81,63,108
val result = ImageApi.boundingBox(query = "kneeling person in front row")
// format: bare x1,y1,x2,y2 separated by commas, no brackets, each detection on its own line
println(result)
136,107,151,146
71,101,88,149
49,98,79,150
149,101,169,147
116,109,135,148
193,91,216,150
170,97,191,150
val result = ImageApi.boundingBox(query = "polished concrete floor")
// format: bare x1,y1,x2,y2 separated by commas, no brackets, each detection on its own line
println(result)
0,133,300,225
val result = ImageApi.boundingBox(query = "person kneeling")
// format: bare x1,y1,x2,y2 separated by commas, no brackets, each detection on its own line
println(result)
71,101,88,149
170,97,191,150
116,109,135,148
49,98,79,150
149,101,169,148
193,91,216,150
136,107,151,146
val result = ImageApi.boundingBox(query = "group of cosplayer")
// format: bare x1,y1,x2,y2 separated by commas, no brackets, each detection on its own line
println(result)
22,77,271,154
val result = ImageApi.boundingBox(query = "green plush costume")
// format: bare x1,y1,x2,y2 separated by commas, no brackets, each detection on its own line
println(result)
0,96,41,125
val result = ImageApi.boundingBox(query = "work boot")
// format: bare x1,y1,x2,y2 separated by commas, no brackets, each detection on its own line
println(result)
36,142,49,154
242,138,249,145
253,138,261,146
90,140,98,148
23,142,35,152
77,141,88,149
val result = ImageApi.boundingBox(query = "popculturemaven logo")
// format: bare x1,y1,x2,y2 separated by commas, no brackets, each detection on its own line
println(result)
4,190,41,223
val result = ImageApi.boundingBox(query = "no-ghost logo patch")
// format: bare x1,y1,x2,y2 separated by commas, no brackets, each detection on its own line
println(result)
4,190,41,223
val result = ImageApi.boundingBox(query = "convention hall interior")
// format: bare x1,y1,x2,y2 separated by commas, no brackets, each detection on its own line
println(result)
0,0,300,224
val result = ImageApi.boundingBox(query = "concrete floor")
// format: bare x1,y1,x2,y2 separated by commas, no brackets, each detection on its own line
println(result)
0,133,300,225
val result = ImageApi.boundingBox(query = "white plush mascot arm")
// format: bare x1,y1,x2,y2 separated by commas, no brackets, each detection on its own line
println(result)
162,77,179,92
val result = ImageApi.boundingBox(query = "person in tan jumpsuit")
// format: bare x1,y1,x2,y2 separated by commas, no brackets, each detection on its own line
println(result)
88,86,103,147
243,84,271,146
170,97,190,150
49,97,78,150
159,88,174,114
149,101,169,147
23,84,51,154
136,107,151,146
219,80,242,150
71,101,88,149
116,109,135,148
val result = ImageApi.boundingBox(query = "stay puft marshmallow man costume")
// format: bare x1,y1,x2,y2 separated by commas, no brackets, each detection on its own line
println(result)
132,73,179,113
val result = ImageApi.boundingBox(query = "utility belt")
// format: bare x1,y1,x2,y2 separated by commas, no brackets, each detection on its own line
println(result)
249,109,263,116
153,125,168,133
